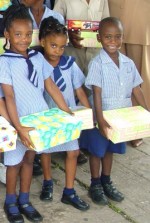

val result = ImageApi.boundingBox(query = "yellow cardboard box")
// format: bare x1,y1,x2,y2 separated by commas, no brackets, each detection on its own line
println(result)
103,106,150,143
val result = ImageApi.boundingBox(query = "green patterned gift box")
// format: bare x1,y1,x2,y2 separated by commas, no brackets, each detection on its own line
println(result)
19,108,82,152
103,106,150,144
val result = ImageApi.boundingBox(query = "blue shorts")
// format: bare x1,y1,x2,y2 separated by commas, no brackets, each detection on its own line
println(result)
79,128,126,158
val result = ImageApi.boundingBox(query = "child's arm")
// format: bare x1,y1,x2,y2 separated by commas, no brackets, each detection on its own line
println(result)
45,77,72,114
0,98,11,122
132,86,149,110
75,86,91,108
93,85,111,138
1,84,35,149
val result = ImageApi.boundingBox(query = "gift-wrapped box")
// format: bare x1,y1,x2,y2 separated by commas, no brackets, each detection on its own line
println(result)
103,106,150,143
0,0,11,11
67,20,101,48
0,116,17,152
71,106,94,130
19,108,82,152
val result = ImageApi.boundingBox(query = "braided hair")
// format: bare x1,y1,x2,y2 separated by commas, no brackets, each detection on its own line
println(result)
39,16,67,40
2,3,33,50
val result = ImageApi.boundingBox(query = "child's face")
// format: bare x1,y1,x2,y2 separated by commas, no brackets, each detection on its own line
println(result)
41,34,67,66
97,23,123,56
4,19,33,56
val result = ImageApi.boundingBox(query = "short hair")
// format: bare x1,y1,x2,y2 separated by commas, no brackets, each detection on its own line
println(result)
99,17,123,34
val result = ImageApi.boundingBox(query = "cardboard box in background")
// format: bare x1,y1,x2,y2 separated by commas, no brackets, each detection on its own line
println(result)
19,108,82,152
71,106,94,130
30,29,40,47
67,20,101,48
0,116,17,152
103,106,150,144
0,38,5,55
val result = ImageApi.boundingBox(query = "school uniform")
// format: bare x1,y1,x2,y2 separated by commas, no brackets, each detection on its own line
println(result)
0,50,53,165
80,48,143,157
42,55,85,153
29,5,64,29
108,0,150,108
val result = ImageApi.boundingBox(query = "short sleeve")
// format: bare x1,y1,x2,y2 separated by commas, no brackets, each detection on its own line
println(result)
71,62,85,90
130,60,143,88
85,60,102,90
0,57,13,85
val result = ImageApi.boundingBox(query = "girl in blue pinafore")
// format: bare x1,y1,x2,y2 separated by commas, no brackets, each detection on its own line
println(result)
0,4,72,223
38,16,90,211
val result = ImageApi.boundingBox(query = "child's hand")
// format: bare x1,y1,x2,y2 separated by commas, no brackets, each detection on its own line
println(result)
68,29,84,49
98,119,111,139
17,126,35,150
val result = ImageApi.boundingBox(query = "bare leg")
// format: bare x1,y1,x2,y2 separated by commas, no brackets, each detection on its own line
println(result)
6,163,21,194
65,150,79,188
20,150,35,192
41,153,52,180
89,155,101,178
101,152,113,176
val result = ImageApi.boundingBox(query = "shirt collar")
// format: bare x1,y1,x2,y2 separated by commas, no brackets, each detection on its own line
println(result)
99,48,129,64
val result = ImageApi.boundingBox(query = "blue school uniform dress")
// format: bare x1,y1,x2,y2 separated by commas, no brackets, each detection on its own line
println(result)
42,55,85,153
0,49,53,166
29,5,64,29
80,49,143,158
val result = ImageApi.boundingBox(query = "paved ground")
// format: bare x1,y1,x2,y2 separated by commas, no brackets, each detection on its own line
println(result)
0,138,150,223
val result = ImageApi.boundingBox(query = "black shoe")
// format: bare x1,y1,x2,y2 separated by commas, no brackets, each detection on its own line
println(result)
33,161,43,176
102,181,124,202
89,184,108,205
40,184,53,201
77,151,88,165
34,155,41,166
4,203,24,223
19,202,43,222
61,192,90,211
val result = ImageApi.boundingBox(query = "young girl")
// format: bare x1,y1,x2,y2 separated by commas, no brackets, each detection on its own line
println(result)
38,16,90,211
0,4,72,223
20,0,64,28
80,17,149,205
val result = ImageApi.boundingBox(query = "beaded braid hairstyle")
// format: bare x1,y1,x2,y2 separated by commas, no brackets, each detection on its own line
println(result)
39,16,67,41
2,3,33,50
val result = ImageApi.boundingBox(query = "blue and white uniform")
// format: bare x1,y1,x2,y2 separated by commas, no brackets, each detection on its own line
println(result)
0,50,53,165
29,5,65,29
80,49,143,157
43,55,85,153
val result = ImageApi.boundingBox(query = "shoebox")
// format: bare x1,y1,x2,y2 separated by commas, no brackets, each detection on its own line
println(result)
19,108,82,152
30,29,40,47
102,106,150,143
0,38,5,55
67,20,101,48
0,116,17,152
71,106,94,130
